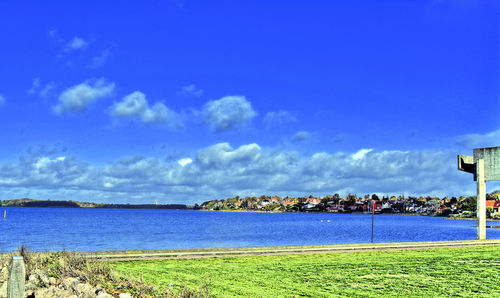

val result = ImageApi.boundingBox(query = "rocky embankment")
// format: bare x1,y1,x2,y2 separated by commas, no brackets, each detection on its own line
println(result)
0,252,135,298
0,268,133,298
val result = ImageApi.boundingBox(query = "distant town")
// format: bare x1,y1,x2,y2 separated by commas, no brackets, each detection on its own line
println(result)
197,191,500,219
2,191,500,219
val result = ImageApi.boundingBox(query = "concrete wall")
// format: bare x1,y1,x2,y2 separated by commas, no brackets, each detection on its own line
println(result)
473,146,500,181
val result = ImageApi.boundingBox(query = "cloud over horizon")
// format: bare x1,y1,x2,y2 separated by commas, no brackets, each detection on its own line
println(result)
0,143,484,204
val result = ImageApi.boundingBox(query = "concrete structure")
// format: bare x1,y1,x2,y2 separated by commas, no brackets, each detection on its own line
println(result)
458,146,500,240
7,256,25,298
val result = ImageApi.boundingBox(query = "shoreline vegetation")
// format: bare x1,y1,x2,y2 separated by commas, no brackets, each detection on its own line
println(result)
2,190,500,220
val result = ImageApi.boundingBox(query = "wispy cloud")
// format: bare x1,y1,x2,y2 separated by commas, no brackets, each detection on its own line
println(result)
28,78,56,98
65,36,89,51
28,78,41,94
53,79,115,115
203,96,257,132
291,131,312,142
0,94,5,106
178,84,204,97
263,110,296,126
88,48,111,69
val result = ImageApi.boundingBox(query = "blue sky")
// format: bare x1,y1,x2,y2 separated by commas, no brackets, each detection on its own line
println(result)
0,0,498,204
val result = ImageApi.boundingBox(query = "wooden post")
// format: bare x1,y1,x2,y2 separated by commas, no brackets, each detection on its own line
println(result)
7,256,25,298
476,158,486,240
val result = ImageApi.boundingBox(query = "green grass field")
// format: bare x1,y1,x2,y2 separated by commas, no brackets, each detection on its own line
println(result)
111,246,500,297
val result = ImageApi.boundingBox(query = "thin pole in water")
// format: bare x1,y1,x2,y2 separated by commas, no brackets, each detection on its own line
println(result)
3,210,5,220
371,202,375,243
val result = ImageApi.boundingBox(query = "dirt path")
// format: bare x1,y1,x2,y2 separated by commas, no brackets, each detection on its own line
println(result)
79,239,500,261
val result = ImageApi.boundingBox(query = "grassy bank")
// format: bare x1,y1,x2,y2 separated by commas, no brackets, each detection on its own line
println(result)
111,245,500,297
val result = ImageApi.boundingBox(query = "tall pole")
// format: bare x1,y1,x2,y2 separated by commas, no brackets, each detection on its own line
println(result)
371,201,375,243
476,158,486,240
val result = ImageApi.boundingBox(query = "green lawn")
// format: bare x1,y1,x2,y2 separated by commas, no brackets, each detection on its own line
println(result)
111,246,500,297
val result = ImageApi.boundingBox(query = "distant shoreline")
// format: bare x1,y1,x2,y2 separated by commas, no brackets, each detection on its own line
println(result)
0,199,190,210
1,205,191,210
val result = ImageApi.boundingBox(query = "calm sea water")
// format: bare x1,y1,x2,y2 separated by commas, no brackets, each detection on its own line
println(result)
0,208,499,252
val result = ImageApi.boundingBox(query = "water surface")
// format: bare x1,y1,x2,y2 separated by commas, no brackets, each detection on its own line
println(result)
1,208,499,252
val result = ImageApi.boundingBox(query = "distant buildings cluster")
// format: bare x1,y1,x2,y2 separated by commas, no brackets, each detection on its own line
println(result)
199,191,500,218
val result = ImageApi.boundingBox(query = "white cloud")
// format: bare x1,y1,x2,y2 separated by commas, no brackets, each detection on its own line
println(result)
65,36,88,51
0,94,5,106
263,110,296,126
178,84,203,97
178,158,193,167
203,96,257,132
111,91,182,128
196,143,262,168
292,131,311,142
53,79,115,114
0,143,490,204
351,148,373,160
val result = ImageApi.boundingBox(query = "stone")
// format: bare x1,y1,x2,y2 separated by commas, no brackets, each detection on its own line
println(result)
34,288,49,297
25,282,37,291
97,292,114,298
36,270,50,286
28,274,37,284
76,283,96,297
63,277,80,290
43,285,74,297
48,277,57,285
119,293,133,298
